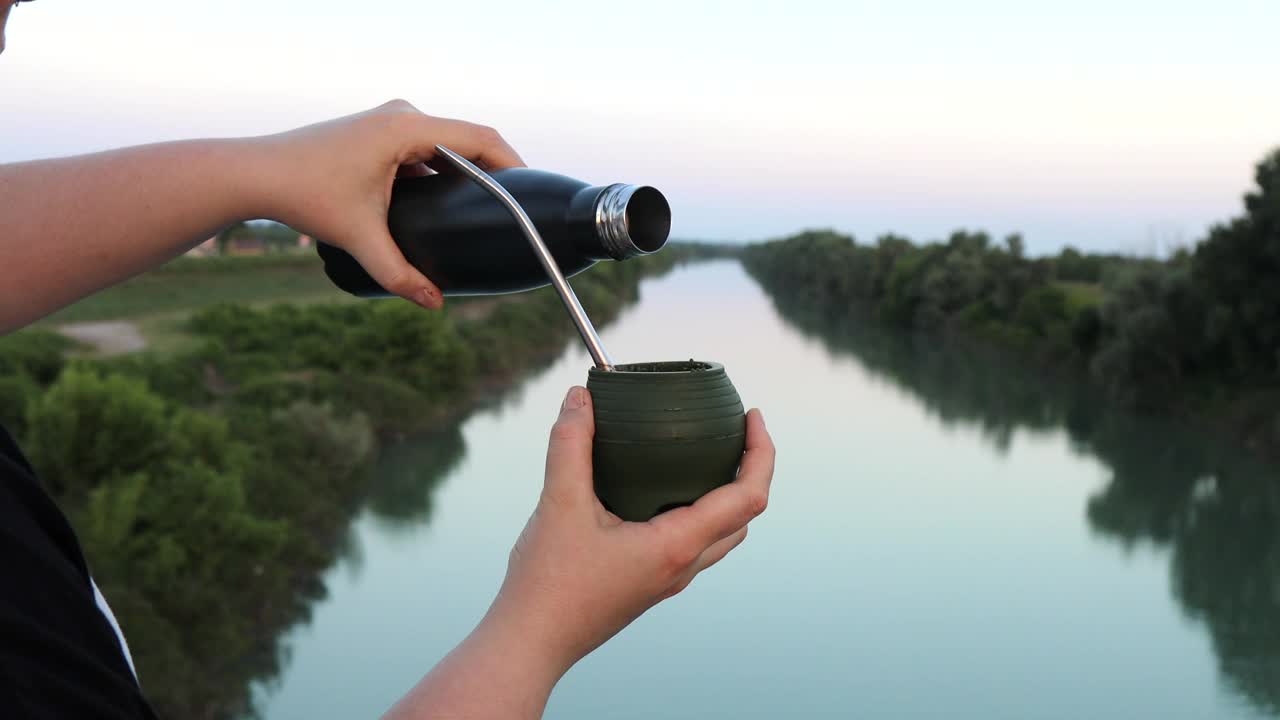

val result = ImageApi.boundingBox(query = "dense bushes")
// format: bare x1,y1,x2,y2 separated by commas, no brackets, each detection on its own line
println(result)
189,301,476,401
743,147,1280,436
0,373,38,437
25,369,172,498
744,228,1095,365
21,366,312,717
0,328,73,384
1085,149,1280,412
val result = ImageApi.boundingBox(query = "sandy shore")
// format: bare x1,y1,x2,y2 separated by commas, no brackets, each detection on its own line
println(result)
57,321,147,355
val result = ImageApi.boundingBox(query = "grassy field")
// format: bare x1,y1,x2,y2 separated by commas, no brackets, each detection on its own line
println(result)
36,252,555,354
42,253,348,325
36,253,368,353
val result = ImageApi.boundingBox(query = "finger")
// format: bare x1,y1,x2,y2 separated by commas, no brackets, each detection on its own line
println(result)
542,386,596,503
345,230,444,310
668,525,749,598
651,409,774,547
739,409,775,490
690,524,748,576
404,115,526,170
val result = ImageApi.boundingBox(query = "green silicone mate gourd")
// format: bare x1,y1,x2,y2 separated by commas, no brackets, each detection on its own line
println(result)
589,361,746,521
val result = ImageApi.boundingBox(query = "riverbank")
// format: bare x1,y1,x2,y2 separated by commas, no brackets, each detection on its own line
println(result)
0,249,685,719
741,149,1280,457
741,236,1280,459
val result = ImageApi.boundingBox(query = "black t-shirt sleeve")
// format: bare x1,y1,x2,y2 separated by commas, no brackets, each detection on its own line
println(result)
0,425,158,719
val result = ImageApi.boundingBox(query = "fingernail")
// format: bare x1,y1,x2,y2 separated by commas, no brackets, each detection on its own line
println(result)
416,287,441,309
562,387,585,411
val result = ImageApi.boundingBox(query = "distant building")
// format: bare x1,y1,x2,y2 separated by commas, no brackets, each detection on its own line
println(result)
228,236,266,255
185,227,304,257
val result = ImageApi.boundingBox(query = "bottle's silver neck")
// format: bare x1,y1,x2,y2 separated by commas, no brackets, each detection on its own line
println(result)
595,184,650,260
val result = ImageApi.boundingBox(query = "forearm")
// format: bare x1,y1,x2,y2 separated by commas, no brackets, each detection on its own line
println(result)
0,138,277,331
382,605,571,720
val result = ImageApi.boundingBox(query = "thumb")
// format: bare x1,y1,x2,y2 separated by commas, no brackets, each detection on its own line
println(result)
543,386,595,502
347,230,444,310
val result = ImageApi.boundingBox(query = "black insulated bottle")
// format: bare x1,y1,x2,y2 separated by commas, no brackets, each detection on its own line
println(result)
317,167,672,297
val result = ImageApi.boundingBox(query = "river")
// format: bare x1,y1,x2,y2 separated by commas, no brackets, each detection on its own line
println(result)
251,259,1280,719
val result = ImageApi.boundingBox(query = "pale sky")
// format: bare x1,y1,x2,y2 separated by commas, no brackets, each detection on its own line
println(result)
1,0,1276,254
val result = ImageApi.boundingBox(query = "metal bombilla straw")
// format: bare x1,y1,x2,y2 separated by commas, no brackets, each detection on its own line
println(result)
433,145,616,371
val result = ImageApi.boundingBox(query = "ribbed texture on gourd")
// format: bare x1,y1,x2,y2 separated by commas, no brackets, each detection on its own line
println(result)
587,361,746,521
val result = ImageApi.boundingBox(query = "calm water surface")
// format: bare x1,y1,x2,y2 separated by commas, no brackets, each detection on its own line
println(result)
252,260,1280,719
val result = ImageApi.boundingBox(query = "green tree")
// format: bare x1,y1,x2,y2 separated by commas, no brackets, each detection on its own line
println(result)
1191,148,1280,381
24,368,170,497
